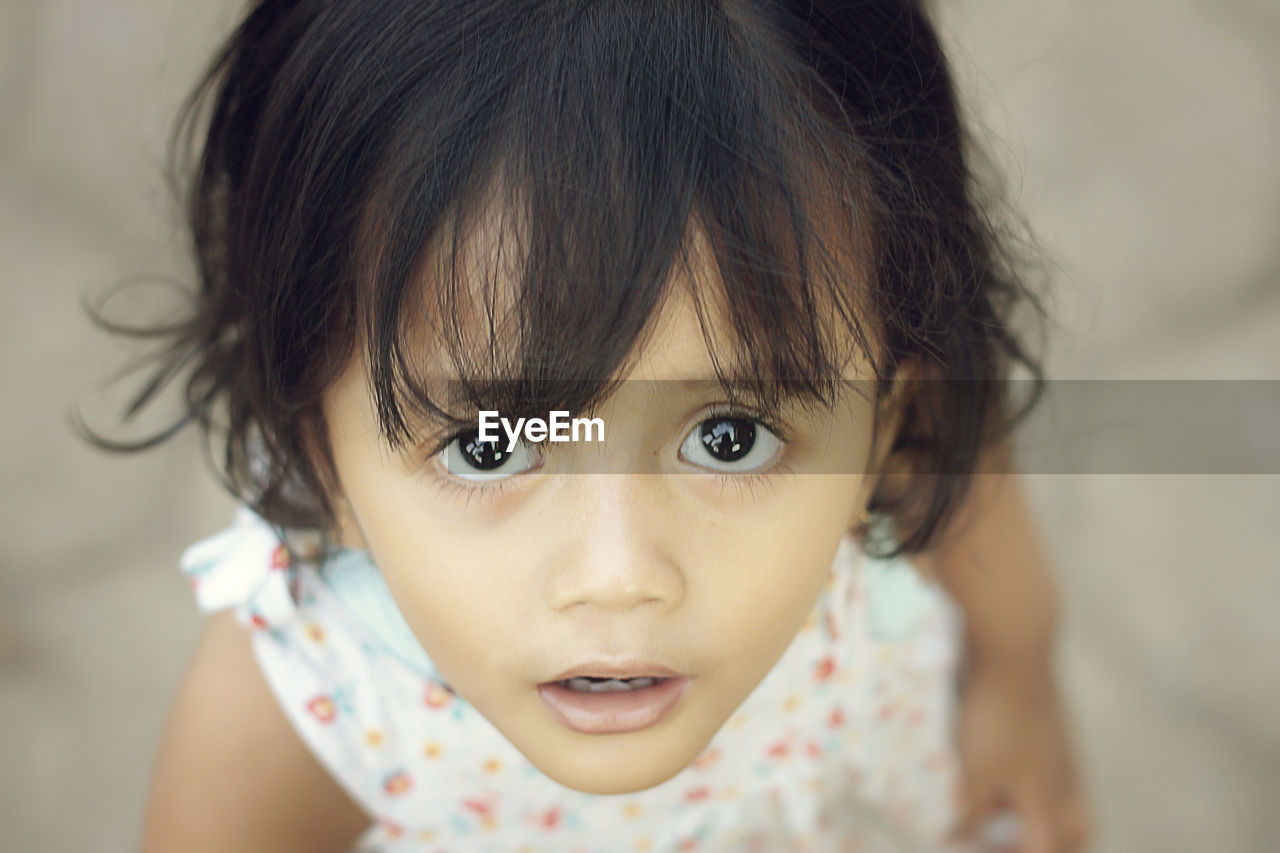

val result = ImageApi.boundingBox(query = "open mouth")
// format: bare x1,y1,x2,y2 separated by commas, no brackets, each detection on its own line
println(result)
554,676,674,693
538,676,691,734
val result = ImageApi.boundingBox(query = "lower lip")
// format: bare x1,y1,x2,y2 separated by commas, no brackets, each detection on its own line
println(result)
537,677,691,735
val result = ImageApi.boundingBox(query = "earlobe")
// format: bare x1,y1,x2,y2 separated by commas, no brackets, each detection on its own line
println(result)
848,507,875,537
300,418,367,550
850,361,919,536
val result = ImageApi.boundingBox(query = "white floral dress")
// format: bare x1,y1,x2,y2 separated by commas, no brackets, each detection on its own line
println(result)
180,508,966,852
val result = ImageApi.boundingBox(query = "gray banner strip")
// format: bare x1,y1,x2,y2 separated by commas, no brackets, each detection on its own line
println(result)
430,380,1280,474
1017,380,1280,474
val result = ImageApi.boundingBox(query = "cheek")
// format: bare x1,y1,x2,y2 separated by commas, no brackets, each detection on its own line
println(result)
373,541,540,703
360,508,526,658
681,476,862,651
335,478,527,680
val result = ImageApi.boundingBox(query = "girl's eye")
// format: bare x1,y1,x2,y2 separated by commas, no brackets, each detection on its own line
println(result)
679,415,782,473
441,430,540,482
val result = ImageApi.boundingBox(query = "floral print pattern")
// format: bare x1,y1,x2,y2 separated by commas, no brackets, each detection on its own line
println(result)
181,509,963,852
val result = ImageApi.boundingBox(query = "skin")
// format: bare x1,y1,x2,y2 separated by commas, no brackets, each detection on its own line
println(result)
321,283,889,795
145,228,1090,850
144,359,1091,851
143,611,370,853
920,459,1093,853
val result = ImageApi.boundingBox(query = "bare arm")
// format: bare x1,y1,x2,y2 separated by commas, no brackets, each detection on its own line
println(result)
143,610,370,853
913,444,1091,851
913,443,1059,670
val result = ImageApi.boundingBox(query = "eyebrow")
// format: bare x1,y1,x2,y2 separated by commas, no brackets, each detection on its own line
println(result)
400,369,847,433
721,378,851,417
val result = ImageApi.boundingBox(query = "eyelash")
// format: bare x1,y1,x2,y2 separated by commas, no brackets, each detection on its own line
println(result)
418,404,793,503
710,458,793,501
413,424,530,506
695,405,791,500
429,472,518,507
700,405,792,446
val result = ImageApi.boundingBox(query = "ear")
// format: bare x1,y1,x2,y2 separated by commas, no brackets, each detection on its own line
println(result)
850,359,920,531
300,416,368,551
870,358,920,468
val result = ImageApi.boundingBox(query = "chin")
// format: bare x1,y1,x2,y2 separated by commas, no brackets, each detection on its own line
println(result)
512,722,714,795
535,750,691,796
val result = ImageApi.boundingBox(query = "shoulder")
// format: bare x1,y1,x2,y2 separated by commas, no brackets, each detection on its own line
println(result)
143,610,370,853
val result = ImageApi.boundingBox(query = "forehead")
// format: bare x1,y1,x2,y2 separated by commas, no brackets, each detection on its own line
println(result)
352,169,880,447
404,186,872,382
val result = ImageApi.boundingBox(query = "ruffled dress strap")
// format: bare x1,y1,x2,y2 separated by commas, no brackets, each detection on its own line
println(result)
179,506,305,630
178,508,428,834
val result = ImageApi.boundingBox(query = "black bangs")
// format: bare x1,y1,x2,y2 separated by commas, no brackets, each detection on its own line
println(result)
83,0,1047,553
355,1,874,446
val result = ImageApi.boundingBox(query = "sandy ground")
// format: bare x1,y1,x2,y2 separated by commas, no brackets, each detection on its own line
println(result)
1,1,1277,850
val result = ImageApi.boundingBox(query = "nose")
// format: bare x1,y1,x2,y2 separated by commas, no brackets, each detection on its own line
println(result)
543,475,685,613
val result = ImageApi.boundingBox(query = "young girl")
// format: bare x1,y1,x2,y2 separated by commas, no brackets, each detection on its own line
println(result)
91,1,1089,850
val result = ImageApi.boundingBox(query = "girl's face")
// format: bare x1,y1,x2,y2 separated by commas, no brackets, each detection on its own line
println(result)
322,279,884,795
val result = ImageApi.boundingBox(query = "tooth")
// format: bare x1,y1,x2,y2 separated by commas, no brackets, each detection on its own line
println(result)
589,679,632,692
560,676,668,693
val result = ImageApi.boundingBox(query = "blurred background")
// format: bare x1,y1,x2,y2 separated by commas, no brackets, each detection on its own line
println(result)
1,0,1277,850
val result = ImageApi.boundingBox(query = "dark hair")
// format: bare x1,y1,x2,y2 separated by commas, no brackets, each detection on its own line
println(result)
79,0,1044,556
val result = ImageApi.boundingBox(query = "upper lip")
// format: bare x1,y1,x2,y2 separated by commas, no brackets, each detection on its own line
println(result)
543,660,684,683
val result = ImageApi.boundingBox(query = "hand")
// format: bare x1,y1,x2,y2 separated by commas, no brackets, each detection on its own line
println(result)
948,659,1091,852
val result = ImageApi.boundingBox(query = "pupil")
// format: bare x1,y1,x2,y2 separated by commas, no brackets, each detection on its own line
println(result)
700,417,755,462
459,430,508,470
